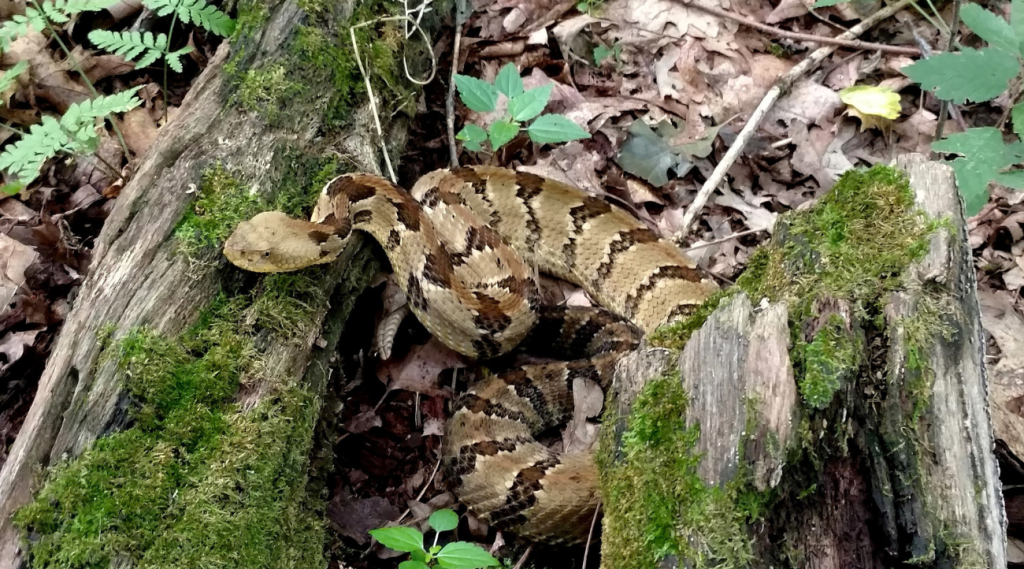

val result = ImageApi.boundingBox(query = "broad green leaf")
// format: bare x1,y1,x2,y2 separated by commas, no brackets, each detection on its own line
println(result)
1014,0,1024,41
488,120,520,150
457,124,488,151
672,124,723,159
400,561,431,569
495,63,523,98
960,4,1021,54
1013,101,1024,137
812,0,846,7
526,114,590,144
904,47,1019,104
932,127,1010,216
615,119,691,187
508,84,552,122
0,182,23,196
839,84,901,120
454,74,498,112
994,170,1024,188
428,509,459,532
436,542,500,568
369,527,425,554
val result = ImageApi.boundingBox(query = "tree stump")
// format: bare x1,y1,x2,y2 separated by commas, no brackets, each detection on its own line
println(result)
0,0,410,564
600,154,1005,569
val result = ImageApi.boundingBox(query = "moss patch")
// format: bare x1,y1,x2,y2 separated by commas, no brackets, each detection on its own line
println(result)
598,373,761,569
648,289,730,352
225,0,411,129
13,296,325,569
797,313,858,409
236,65,303,120
740,166,936,307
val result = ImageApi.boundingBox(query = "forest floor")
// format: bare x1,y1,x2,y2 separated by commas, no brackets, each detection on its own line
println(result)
2,0,1024,566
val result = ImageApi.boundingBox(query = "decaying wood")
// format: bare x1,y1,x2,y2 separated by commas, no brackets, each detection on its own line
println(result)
610,153,1006,568
0,1,389,564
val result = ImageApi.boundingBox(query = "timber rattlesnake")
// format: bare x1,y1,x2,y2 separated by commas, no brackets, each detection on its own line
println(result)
223,167,717,543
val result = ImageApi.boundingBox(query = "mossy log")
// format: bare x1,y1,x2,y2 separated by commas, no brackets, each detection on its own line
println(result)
601,154,1005,569
0,0,405,565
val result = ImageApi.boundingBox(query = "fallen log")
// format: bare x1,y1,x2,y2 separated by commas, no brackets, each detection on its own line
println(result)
0,0,412,564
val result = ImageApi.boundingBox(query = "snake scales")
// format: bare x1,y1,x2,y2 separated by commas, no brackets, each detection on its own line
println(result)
223,166,717,543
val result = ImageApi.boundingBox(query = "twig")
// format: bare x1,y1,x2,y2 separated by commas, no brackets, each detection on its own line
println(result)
672,0,915,244
581,502,601,568
350,14,437,182
685,227,767,252
512,544,534,569
935,0,961,141
673,0,921,56
395,449,445,524
446,20,464,167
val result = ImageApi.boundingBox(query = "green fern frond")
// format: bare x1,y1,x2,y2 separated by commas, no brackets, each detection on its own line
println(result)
0,88,142,184
0,14,43,51
88,30,168,68
0,62,29,101
0,0,118,50
165,46,193,73
142,0,235,36
0,116,68,182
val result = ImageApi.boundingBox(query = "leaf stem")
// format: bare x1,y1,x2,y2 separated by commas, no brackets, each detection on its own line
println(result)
32,0,132,157
934,0,961,142
0,123,28,137
163,9,180,123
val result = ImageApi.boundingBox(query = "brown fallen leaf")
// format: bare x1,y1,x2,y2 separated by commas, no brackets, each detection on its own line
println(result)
0,329,40,372
0,234,37,317
4,33,89,113
345,408,383,434
118,107,159,158
328,495,400,544
377,337,465,396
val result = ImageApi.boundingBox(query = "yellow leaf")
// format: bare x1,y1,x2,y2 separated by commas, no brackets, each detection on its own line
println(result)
839,85,901,120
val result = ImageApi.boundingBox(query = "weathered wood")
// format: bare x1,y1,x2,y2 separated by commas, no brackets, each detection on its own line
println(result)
0,0,393,563
605,153,1005,568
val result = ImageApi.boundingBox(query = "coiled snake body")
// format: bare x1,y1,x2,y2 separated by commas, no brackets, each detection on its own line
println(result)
224,167,716,543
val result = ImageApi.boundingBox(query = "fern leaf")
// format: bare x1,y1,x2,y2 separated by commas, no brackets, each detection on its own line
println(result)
0,14,44,51
0,116,68,184
0,0,116,50
0,62,29,100
89,30,167,67
165,46,193,73
141,0,235,36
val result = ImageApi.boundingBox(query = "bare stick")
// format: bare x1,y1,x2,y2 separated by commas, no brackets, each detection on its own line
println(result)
672,0,914,244
512,544,534,569
581,501,601,568
685,227,767,252
674,0,921,56
447,24,463,168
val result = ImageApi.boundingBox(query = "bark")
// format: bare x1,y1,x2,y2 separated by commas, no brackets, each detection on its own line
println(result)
607,153,1005,568
0,0,391,563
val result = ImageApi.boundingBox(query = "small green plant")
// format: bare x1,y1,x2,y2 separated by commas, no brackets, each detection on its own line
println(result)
593,42,621,66
368,509,499,569
0,0,235,191
575,0,603,14
901,1,1024,215
454,62,590,152
0,87,142,181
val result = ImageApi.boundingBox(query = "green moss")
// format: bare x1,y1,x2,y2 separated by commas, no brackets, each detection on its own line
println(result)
236,65,302,119
742,166,935,308
13,295,325,569
172,152,341,266
796,313,857,409
598,373,758,569
648,289,730,351
173,164,262,261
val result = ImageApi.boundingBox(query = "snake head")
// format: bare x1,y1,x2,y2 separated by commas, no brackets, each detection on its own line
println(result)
223,211,347,272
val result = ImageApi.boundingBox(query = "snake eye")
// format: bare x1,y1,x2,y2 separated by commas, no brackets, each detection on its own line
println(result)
263,251,271,257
